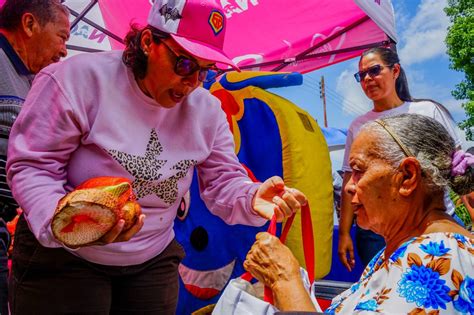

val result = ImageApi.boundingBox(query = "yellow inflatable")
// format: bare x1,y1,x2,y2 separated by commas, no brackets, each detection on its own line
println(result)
210,71,334,278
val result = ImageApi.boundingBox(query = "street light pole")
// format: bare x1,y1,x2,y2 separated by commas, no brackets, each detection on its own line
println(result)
319,76,328,127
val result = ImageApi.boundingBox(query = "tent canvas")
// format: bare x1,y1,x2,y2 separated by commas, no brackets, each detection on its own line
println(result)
11,0,397,74
0,0,397,72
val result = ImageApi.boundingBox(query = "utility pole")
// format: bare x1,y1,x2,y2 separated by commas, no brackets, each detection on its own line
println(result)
319,76,328,127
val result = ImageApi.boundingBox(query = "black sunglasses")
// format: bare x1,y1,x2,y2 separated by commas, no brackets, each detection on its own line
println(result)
354,64,392,83
159,40,218,83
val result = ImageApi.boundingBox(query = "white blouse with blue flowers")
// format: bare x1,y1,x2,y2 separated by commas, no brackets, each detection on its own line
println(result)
325,233,474,314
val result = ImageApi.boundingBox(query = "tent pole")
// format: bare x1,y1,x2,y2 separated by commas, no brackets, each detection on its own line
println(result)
222,40,389,73
68,8,125,44
66,45,104,53
272,15,370,72
69,0,99,29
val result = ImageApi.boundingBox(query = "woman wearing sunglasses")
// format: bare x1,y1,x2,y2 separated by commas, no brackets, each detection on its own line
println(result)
337,47,463,273
5,0,306,314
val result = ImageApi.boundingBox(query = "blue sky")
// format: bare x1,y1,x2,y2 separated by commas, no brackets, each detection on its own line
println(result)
268,0,472,169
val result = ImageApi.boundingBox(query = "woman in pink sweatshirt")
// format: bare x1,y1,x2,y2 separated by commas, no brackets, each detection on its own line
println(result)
6,1,306,314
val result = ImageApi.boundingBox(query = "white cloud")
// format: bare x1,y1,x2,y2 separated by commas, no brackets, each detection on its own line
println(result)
335,62,371,116
398,0,450,65
441,98,465,116
403,68,465,116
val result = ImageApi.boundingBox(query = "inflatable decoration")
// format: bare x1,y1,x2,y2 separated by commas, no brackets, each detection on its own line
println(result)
173,71,334,314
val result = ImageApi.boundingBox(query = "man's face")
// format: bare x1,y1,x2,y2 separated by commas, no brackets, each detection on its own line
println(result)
28,11,70,73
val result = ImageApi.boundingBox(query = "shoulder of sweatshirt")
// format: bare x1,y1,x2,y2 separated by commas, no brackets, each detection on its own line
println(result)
183,86,224,118
29,51,128,109
36,51,123,84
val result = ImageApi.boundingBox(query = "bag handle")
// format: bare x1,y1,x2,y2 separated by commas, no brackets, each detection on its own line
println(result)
241,203,314,304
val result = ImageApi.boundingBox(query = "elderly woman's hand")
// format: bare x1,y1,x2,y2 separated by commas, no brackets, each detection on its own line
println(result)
252,176,306,221
244,232,301,289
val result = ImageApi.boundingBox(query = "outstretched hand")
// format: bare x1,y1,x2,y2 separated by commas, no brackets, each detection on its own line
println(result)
252,176,307,221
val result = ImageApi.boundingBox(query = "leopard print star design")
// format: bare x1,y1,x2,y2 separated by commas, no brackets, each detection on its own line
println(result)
107,128,197,204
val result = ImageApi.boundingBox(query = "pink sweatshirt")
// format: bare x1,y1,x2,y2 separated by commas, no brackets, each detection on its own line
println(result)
7,51,266,266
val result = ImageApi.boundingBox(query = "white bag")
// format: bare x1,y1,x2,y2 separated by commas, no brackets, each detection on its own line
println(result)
212,268,321,315
212,277,278,315
212,205,322,315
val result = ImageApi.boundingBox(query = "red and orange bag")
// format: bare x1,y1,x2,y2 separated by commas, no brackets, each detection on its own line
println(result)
51,177,141,247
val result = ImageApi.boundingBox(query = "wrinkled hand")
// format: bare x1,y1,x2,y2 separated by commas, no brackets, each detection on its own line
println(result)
70,214,146,249
244,232,301,289
338,232,355,272
253,176,306,221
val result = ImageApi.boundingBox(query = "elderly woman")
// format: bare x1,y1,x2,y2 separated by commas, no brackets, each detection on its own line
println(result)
245,114,473,314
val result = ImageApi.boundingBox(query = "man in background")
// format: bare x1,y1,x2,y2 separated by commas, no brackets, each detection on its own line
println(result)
0,1,69,312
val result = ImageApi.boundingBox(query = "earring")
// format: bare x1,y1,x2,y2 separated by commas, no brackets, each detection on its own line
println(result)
143,50,148,56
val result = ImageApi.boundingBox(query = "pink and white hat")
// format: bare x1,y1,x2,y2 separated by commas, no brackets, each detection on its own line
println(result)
147,0,238,70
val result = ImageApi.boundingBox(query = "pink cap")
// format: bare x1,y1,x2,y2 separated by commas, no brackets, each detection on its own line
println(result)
147,0,238,70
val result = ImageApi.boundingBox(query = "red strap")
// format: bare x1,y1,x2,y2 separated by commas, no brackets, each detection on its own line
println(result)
280,212,295,243
263,214,279,304
240,203,315,304
301,204,315,284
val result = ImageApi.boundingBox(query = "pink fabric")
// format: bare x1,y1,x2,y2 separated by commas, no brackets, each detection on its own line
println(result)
146,0,236,68
0,0,391,72
177,0,224,48
451,150,474,176
6,51,266,265
97,0,389,73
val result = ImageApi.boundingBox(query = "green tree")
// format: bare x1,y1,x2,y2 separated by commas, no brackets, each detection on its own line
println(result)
444,0,474,140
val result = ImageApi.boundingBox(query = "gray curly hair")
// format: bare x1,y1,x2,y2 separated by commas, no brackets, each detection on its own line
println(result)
360,114,473,196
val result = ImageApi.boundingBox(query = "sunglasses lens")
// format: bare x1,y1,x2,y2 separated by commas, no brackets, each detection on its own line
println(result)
368,65,382,77
198,69,209,82
354,65,383,82
175,58,199,76
354,72,362,83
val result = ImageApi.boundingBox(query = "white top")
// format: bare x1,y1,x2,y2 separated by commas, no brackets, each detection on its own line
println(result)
341,100,462,215
342,100,461,172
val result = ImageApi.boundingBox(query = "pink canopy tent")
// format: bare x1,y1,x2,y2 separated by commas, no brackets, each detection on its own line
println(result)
47,0,397,73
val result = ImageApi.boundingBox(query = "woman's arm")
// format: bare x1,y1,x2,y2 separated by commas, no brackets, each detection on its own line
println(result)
196,102,305,225
7,71,83,248
338,172,356,271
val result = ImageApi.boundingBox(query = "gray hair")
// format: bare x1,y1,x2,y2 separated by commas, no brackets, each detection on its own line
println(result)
0,0,69,31
360,113,473,196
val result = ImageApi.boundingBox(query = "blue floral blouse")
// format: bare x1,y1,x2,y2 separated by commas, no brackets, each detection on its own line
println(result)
325,233,474,314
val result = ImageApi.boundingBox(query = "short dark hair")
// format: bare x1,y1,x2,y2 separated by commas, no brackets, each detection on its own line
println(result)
122,24,170,80
0,0,69,30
